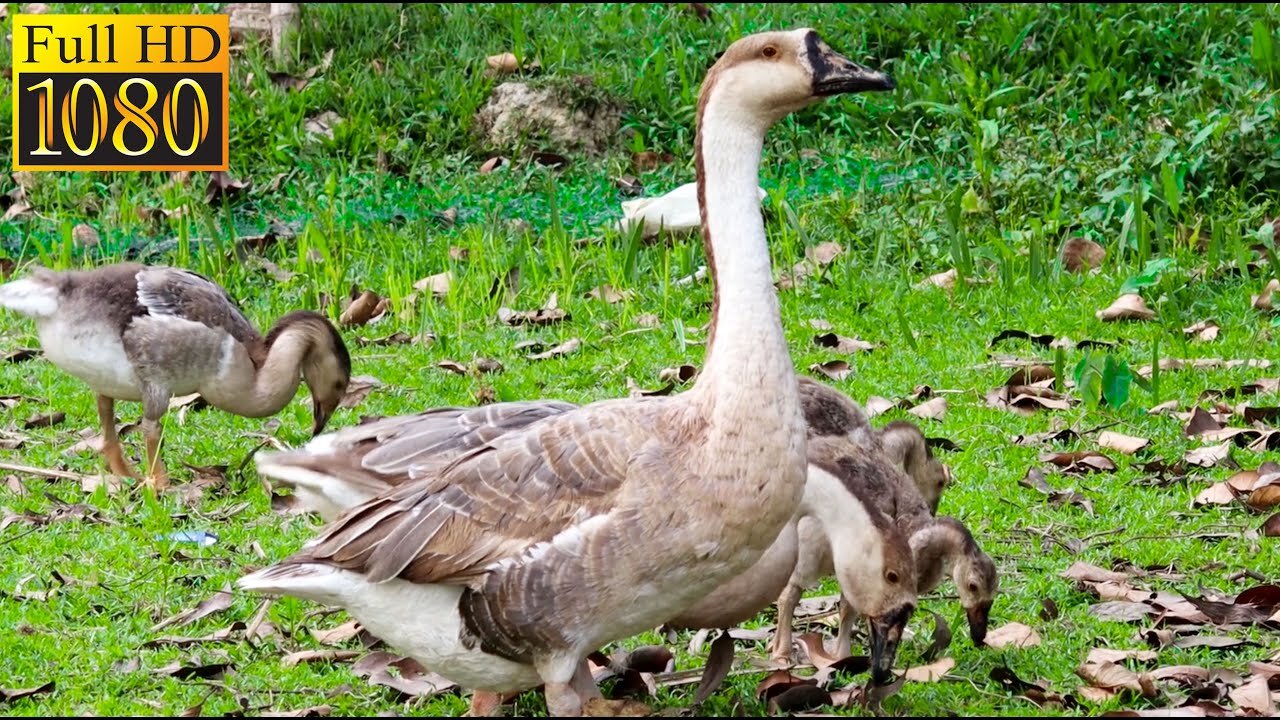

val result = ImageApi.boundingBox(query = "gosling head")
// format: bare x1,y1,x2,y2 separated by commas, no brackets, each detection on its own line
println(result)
797,375,872,441
955,543,1000,647
880,420,950,513
268,310,352,436
832,495,917,687
702,28,894,124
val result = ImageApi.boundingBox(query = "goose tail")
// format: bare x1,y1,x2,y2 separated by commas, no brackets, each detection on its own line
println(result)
256,443,387,523
0,277,60,318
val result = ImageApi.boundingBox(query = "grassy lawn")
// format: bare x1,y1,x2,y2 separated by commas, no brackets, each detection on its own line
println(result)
2,2,1280,716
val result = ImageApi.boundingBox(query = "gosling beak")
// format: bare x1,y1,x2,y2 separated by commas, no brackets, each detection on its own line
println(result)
805,31,895,96
868,605,912,686
311,396,339,437
966,603,991,647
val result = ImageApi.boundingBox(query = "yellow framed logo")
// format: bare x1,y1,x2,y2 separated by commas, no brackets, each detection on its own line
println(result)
12,14,229,171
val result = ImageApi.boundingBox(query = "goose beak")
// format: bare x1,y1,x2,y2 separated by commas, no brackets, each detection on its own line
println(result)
868,604,912,685
966,603,991,647
312,396,339,437
806,32,895,96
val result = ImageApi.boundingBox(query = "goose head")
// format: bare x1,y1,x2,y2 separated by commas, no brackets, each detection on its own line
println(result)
267,310,352,435
880,420,950,514
952,535,999,647
704,29,894,125
838,507,917,686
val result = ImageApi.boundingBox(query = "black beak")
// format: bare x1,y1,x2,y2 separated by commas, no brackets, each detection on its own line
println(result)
311,396,337,437
805,31,895,96
868,605,911,685
967,603,991,647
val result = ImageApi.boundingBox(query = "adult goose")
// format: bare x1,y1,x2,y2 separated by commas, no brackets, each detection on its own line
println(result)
0,263,351,490
239,29,894,716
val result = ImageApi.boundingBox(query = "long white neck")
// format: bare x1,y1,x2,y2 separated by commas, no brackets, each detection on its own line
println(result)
689,87,800,431
223,332,310,418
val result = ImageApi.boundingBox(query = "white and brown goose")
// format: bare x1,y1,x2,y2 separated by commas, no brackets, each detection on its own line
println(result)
238,29,894,716
0,262,351,489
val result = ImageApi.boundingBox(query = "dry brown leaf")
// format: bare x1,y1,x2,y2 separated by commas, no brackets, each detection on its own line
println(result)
1088,601,1156,622
864,396,895,418
1041,451,1117,473
352,652,457,698
526,338,581,360
809,360,852,382
205,171,251,204
303,111,343,140
22,411,64,429
338,375,382,409
497,306,568,326
72,223,99,248
1185,407,1225,436
486,52,520,74
1147,665,1210,686
1097,294,1155,322
1229,675,1274,715
413,272,452,298
586,285,635,304
479,156,507,174
1086,648,1157,665
813,332,875,354
1062,562,1132,585
282,650,362,667
1062,236,1106,272
1097,431,1150,455
915,268,957,291
1076,661,1158,698
340,290,383,327
259,706,332,718
1262,513,1280,537
1252,279,1280,311
904,656,955,682
151,584,234,632
908,396,948,421
982,622,1040,649
1193,469,1258,506
805,241,844,267
1184,441,1232,468
1183,320,1220,343
0,683,54,702
81,474,122,495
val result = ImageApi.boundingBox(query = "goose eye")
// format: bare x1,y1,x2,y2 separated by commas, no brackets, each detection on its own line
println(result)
886,570,900,584
762,45,778,59
968,583,979,593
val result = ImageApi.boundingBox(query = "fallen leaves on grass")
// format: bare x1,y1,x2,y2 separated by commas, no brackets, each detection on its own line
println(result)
338,376,382,410
339,288,388,327
1251,279,1280,311
352,652,457,698
915,268,957,291
524,338,581,361
813,332,875,354
304,111,343,140
908,396,948,421
151,584,234,631
1097,431,1150,455
1062,237,1107,272
1184,320,1220,343
1041,451,1117,474
982,622,1041,649
1076,661,1158,699
586,284,635,304
4,348,40,363
1086,649,1158,665
0,683,54,702
413,271,452,298
1020,467,1095,514
1262,513,1280,536
987,367,1072,414
1194,463,1280,507
1184,441,1233,468
691,632,735,706
282,650,362,667
205,171,251,204
1097,294,1155,322
904,656,955,682
497,302,568,326
23,411,64,429
153,660,232,680
809,360,852,382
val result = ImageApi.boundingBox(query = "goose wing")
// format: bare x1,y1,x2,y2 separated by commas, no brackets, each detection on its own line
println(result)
134,266,263,347
274,399,669,586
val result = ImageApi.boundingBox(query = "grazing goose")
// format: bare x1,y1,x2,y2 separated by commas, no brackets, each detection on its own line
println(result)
239,29,895,717
0,263,351,490
879,420,951,514
910,516,999,646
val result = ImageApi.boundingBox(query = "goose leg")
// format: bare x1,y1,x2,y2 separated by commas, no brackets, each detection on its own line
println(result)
569,659,602,702
465,691,503,717
538,655,584,717
140,391,169,492
769,582,802,667
834,593,856,658
96,395,139,479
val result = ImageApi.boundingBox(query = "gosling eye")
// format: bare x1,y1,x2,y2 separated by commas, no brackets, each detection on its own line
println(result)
886,570,900,584
762,45,779,59
968,583,979,593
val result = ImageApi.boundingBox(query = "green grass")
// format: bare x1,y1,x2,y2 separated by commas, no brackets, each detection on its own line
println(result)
2,2,1280,716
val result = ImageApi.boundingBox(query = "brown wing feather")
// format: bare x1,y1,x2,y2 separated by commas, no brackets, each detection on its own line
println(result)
291,400,655,586
134,267,264,350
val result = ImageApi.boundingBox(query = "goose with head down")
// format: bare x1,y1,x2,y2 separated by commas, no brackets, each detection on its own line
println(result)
238,29,895,716
0,263,351,490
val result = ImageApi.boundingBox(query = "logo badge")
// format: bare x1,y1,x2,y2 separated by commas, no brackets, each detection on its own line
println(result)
12,14,230,171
